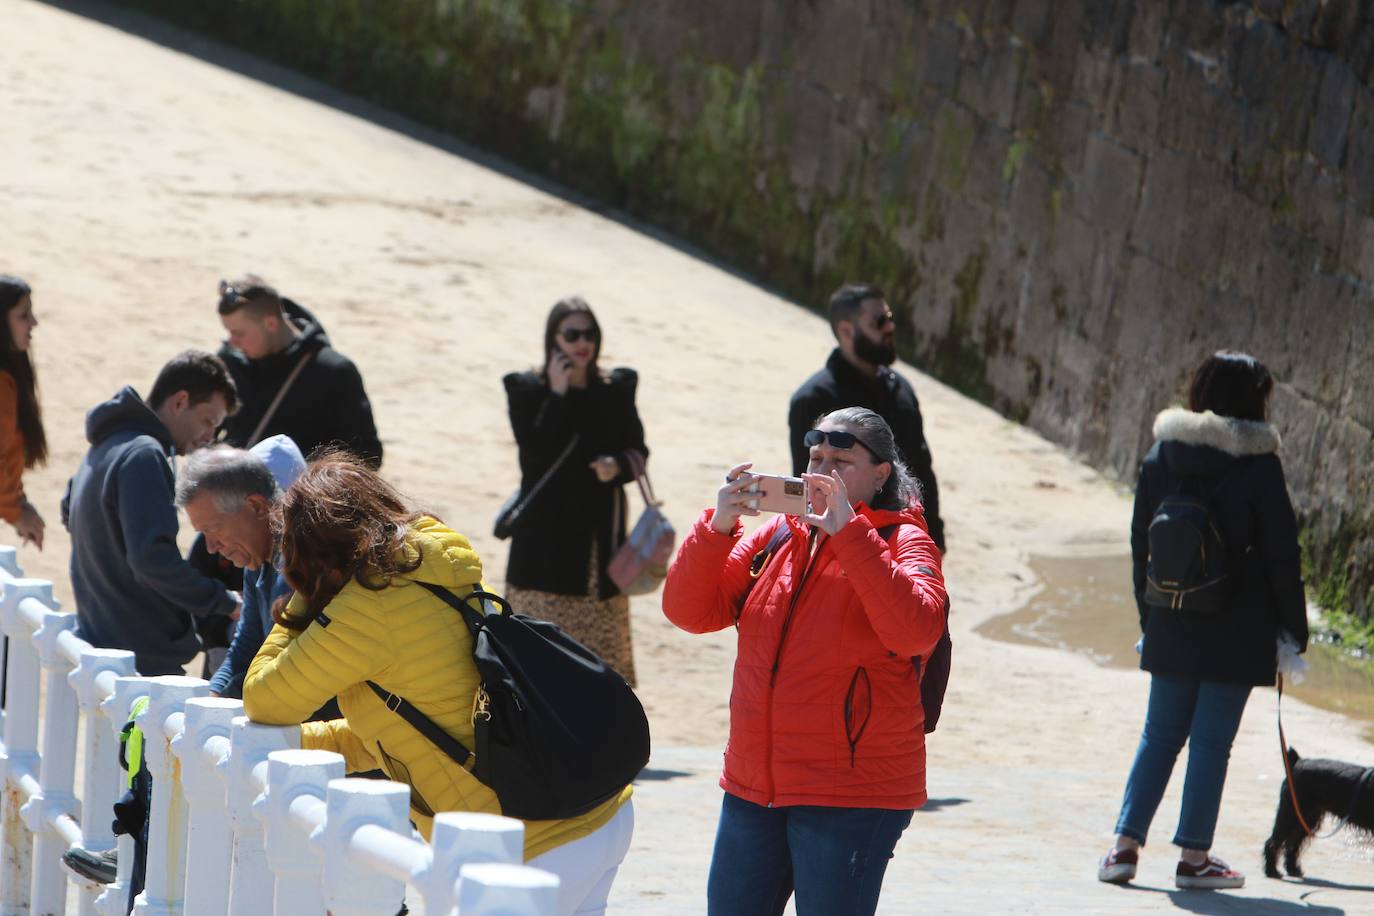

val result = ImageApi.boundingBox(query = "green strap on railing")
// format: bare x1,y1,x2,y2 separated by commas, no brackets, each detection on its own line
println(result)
119,695,150,789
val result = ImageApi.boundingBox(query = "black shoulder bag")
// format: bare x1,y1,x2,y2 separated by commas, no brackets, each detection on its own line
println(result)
367,584,650,821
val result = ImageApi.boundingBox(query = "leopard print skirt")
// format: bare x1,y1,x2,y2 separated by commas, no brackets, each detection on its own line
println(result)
504,544,637,687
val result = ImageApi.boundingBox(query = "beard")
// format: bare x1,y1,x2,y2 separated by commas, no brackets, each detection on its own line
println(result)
854,331,896,366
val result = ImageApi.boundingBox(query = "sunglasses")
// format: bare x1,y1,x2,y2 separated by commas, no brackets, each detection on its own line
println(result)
560,327,599,344
218,282,242,312
870,311,895,329
804,428,879,456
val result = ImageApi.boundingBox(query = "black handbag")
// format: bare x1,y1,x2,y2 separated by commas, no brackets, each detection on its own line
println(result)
493,435,579,540
367,584,651,821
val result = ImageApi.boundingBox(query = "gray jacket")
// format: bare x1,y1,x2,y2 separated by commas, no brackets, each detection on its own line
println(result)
61,386,236,674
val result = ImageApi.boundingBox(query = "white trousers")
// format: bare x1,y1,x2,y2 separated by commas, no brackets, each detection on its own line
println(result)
528,799,635,916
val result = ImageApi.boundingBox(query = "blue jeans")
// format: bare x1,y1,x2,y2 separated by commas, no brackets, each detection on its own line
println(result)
706,793,913,916
1114,674,1252,850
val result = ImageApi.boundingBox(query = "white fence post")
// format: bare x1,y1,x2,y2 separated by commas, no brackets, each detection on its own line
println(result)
261,749,344,915
132,676,208,916
0,545,21,735
95,676,153,916
174,697,241,916
0,577,56,914
321,778,411,916
23,609,80,916
414,813,524,914
224,717,298,916
456,863,560,916
68,647,138,916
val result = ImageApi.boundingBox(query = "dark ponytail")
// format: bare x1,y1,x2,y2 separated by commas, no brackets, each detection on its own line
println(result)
0,277,47,468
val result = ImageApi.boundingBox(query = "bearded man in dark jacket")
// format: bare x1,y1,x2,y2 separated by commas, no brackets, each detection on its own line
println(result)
215,275,382,467
788,283,944,552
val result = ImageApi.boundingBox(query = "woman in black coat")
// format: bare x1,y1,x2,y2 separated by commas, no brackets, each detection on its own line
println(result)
502,296,647,685
1098,351,1307,890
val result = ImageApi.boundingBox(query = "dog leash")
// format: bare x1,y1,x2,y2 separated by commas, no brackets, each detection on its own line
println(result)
1276,673,1374,839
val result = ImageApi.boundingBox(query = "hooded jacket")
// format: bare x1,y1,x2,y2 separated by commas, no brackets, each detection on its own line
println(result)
1133,408,1308,686
663,505,946,810
218,298,382,466
243,516,631,858
60,386,237,674
789,349,944,551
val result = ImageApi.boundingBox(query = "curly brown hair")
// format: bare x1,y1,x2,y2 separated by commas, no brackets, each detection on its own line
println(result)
272,451,427,629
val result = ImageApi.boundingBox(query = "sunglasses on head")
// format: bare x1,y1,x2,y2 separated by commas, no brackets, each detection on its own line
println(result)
804,428,878,456
560,327,599,344
218,281,242,312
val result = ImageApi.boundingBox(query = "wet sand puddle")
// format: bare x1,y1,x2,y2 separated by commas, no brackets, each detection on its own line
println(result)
978,554,1374,743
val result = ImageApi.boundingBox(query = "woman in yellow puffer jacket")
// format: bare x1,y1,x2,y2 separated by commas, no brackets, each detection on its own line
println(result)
243,453,634,915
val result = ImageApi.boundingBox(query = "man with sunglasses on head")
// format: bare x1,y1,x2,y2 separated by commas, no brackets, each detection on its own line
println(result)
215,274,382,467
788,282,945,552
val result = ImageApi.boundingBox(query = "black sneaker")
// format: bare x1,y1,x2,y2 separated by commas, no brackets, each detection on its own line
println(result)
62,847,118,884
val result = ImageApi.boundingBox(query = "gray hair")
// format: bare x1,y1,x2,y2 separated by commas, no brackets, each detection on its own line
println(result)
175,445,279,513
816,407,922,511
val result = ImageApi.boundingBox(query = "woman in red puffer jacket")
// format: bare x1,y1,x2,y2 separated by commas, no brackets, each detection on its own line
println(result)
663,406,947,916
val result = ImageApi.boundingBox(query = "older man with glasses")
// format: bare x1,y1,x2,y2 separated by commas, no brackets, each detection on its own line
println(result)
787,282,945,552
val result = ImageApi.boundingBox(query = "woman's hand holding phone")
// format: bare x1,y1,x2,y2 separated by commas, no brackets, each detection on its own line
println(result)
547,350,573,395
712,462,761,535
801,471,855,536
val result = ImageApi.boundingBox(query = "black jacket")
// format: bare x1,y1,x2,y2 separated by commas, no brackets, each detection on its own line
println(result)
503,368,647,599
60,387,236,674
218,298,382,466
789,349,944,551
1133,408,1308,687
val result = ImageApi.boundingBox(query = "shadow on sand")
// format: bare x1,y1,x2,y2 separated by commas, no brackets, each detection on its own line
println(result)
1112,881,1347,915
915,797,970,812
635,768,694,783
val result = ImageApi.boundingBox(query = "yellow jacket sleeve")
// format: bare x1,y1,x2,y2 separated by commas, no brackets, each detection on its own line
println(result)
243,590,393,726
301,718,379,773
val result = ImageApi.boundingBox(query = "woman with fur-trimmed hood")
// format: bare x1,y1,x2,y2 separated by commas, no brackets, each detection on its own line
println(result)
1098,351,1307,891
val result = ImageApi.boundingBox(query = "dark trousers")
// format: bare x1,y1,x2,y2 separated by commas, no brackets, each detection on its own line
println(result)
706,793,913,916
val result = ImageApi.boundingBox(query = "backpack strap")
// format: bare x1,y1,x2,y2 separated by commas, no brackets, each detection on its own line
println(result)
362,581,510,770
737,523,796,626
364,681,474,768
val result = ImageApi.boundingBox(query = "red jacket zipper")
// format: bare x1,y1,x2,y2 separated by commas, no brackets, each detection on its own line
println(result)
765,529,821,806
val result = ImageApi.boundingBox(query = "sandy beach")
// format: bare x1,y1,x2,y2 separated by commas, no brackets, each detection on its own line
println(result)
4,2,1373,912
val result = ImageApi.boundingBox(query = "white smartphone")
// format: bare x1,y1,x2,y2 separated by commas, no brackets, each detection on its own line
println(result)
745,474,808,515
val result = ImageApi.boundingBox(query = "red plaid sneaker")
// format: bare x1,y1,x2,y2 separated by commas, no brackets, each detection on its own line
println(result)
1175,855,1245,889
1097,846,1138,883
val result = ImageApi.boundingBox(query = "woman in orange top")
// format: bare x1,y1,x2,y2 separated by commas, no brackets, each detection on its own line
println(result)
1,276,47,550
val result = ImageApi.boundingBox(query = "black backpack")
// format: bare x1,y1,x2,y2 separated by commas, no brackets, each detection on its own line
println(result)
744,522,952,734
367,583,650,821
1144,476,1232,612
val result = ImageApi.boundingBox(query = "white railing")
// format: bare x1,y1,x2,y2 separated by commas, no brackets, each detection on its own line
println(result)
0,545,560,915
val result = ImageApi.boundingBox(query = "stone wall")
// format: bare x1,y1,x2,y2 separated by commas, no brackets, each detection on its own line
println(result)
107,0,1373,625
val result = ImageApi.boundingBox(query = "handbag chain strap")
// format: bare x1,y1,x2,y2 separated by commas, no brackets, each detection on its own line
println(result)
248,349,315,446
512,434,580,517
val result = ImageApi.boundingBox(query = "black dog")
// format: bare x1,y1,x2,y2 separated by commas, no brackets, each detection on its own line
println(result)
1264,747,1374,878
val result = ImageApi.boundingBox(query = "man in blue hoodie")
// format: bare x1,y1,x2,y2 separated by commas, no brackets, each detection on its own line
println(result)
61,350,242,675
